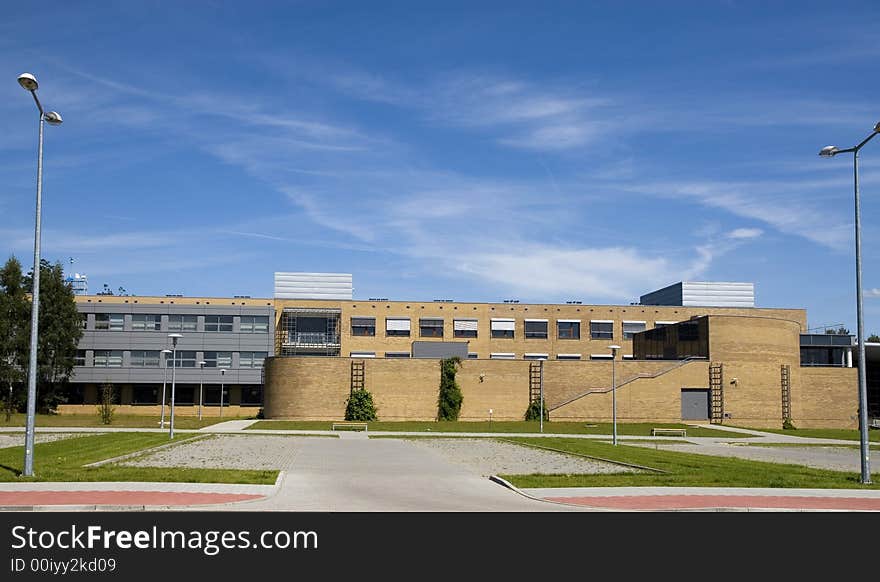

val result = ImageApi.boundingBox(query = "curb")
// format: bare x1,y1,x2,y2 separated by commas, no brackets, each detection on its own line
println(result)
495,437,666,474
487,475,615,511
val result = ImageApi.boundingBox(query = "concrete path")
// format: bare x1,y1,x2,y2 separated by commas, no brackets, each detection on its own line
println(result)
199,419,261,432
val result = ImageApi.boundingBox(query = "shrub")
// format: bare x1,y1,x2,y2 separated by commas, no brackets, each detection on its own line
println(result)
783,418,796,430
437,357,463,421
524,399,549,421
97,382,115,425
345,388,378,421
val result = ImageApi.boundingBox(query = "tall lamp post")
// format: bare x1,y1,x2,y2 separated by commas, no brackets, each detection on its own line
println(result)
819,121,880,485
18,72,63,478
198,361,206,421
609,345,621,445
160,349,172,429
219,368,227,418
167,333,182,439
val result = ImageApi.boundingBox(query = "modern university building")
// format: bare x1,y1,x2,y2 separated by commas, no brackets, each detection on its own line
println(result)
58,273,879,429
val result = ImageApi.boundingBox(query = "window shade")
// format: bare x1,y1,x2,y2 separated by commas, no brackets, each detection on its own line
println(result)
454,319,478,331
386,318,411,331
490,319,515,331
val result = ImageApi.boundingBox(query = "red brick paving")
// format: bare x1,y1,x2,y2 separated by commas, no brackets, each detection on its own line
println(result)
545,495,880,511
0,491,263,507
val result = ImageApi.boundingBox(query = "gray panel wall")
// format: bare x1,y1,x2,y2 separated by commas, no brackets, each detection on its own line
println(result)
411,341,470,359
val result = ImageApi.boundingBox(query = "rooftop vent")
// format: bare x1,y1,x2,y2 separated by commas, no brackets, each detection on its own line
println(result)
369,298,389,301
234,295,251,298
565,300,582,304
503,299,520,304
433,299,454,302
165,294,183,297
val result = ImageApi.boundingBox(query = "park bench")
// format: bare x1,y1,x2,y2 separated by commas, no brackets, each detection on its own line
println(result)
332,422,369,432
651,427,687,437
870,419,880,430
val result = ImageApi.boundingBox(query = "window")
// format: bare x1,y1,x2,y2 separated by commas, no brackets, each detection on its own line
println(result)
80,313,88,330
524,353,548,360
130,350,160,367
524,320,548,339
623,321,647,340
654,321,677,328
168,350,196,368
74,350,86,366
132,386,159,405
557,354,581,360
203,351,233,368
590,353,613,360
490,319,515,339
240,315,269,333
241,386,263,406
131,314,161,331
350,351,376,358
168,314,197,332
384,352,410,358
95,313,123,331
239,351,267,369
351,317,376,336
385,318,411,337
467,353,479,359
205,315,233,332
490,353,516,360
454,319,478,338
419,318,444,338
557,320,580,339
93,350,123,367
590,320,614,340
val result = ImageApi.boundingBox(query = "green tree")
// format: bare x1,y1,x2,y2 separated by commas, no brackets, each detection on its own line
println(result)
0,257,30,417
437,357,463,421
344,388,378,421
23,259,83,412
825,326,850,335
868,334,880,343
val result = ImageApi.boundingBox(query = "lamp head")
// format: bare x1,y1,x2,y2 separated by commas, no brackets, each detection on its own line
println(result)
874,122,880,134
819,145,839,157
220,368,227,376
161,349,172,354
167,332,183,346
43,111,63,125
198,361,206,368
17,73,38,91
608,344,621,352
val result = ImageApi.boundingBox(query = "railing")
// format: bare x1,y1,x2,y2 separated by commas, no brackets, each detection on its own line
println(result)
282,332,340,345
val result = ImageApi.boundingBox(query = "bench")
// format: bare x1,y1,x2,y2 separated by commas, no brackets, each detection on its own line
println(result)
870,419,880,430
651,428,687,437
332,422,369,432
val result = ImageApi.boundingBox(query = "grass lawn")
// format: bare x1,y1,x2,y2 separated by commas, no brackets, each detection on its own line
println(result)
248,420,745,438
500,437,880,490
732,426,880,442
0,433,277,484
0,413,248,430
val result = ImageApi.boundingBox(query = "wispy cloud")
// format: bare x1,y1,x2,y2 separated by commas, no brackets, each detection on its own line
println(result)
867,289,880,299
727,227,763,240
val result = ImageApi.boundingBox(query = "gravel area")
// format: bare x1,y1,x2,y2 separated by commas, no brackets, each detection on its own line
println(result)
0,433,88,450
122,435,311,470
408,438,639,476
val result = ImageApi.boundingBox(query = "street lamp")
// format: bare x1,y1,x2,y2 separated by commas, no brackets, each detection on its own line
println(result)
609,345,621,445
219,368,227,418
160,349,172,429
167,333,182,439
819,121,880,485
18,72,63,478
198,361,206,421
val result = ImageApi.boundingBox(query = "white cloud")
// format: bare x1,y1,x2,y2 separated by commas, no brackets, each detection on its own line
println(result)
727,228,763,240
867,288,880,298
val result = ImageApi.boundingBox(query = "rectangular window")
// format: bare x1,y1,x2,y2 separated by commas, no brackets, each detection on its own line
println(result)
239,351,268,369
654,321,677,327
131,314,161,331
80,313,88,330
203,351,233,368
205,315,233,332
168,350,196,368
94,313,124,331
130,350,160,367
132,386,159,405
453,319,478,338
490,318,515,339
385,352,410,358
490,353,516,360
350,351,376,358
590,320,614,340
623,321,647,340
241,386,263,406
623,354,634,360
524,320,548,339
168,314,197,332
557,320,580,339
74,350,86,366
557,354,582,360
524,353,548,360
467,353,479,359
240,315,269,333
385,318,411,337
419,318,444,338
590,353,613,360
351,317,376,336
93,350,123,367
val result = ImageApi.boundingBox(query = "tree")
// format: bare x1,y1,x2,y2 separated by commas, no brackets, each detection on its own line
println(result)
344,388,378,421
23,259,83,412
0,258,30,417
868,334,880,343
437,357,463,421
825,326,851,335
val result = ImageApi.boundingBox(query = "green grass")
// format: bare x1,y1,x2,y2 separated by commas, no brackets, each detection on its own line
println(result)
247,420,745,438
731,426,880,442
500,437,880,490
0,433,277,484
0,413,247,429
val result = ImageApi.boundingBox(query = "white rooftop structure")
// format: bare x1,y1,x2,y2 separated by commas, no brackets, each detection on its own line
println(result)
640,281,755,308
274,272,353,300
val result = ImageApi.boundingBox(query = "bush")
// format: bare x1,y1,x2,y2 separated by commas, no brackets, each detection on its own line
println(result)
524,399,549,421
437,357,463,421
97,382,115,425
345,388,378,421
783,418,796,430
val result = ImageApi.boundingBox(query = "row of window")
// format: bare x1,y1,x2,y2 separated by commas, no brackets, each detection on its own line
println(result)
75,350,267,368
350,352,633,360
83,314,270,333
350,317,661,340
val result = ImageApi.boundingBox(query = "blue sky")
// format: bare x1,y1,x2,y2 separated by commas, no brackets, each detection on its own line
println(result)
1,1,879,334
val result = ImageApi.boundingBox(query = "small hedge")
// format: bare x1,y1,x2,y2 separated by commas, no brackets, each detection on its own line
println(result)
345,388,378,421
